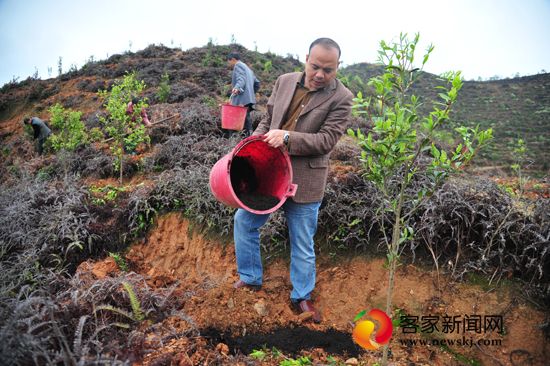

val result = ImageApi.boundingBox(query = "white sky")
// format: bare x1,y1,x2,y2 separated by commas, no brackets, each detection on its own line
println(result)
1,0,549,87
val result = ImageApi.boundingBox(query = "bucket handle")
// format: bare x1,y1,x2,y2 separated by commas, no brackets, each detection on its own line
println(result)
228,94,248,105
286,184,298,197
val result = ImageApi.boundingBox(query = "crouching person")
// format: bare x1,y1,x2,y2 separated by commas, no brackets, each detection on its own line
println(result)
24,116,52,155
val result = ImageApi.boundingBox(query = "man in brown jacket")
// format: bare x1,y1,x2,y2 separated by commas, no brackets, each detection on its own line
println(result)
233,38,353,322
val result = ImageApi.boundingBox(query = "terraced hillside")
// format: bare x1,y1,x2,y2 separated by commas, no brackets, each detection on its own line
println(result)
341,63,550,174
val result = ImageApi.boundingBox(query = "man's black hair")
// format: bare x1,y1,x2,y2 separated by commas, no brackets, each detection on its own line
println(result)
227,52,241,60
309,38,341,59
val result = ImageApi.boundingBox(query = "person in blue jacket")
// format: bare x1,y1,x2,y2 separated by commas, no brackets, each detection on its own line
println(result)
227,52,260,137
23,116,51,155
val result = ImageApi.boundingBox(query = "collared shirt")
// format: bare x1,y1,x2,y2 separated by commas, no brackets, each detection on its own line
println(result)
280,74,317,132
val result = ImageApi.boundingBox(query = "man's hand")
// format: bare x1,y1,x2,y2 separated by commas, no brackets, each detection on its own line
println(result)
263,129,286,149
231,88,240,95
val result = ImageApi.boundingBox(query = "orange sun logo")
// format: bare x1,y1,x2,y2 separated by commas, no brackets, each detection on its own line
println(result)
352,308,393,350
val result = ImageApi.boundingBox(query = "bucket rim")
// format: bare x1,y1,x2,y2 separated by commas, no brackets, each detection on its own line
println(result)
229,135,294,214
232,134,265,155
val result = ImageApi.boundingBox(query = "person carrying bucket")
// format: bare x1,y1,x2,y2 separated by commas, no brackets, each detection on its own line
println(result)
227,52,260,138
232,38,353,323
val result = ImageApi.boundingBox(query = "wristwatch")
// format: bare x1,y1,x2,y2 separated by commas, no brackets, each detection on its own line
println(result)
283,131,290,146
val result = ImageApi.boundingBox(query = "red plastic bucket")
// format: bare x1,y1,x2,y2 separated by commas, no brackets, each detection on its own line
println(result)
221,103,247,130
209,135,297,214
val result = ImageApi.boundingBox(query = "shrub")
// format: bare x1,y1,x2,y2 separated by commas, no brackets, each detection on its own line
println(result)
143,134,232,172
156,72,171,103
0,174,96,297
176,102,221,136
0,271,187,365
43,145,114,180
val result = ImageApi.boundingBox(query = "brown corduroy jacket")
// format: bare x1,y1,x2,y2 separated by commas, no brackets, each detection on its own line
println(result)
254,72,353,203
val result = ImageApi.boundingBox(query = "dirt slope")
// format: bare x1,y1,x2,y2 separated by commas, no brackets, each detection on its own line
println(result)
83,213,548,366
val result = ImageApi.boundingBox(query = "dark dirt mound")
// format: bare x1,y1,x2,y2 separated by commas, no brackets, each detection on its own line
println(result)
237,193,279,211
230,156,281,211
202,326,360,358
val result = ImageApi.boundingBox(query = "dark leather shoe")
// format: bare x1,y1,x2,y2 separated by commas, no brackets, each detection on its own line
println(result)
295,300,321,323
233,279,261,291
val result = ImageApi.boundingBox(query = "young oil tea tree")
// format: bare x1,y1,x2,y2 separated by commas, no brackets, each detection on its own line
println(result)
98,72,150,183
348,33,492,365
46,103,93,176
47,103,89,152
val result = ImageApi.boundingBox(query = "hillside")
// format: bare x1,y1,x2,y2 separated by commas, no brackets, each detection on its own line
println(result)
341,64,550,174
0,44,548,365
2,45,549,175
0,43,299,141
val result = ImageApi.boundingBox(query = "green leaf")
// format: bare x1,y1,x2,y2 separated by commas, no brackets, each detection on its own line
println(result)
250,349,266,360
438,93,450,102
353,310,367,322
431,144,440,159
440,150,448,163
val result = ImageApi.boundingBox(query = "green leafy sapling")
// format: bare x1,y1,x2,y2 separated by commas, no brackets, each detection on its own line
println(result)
98,71,150,183
349,33,492,365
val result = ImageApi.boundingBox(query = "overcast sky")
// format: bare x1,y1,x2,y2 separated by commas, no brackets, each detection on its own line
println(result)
1,0,549,87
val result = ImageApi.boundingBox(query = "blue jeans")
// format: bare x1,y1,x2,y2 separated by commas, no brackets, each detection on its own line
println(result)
234,199,321,301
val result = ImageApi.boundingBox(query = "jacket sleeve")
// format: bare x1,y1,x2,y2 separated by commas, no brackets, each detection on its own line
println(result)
253,76,280,135
288,89,353,156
